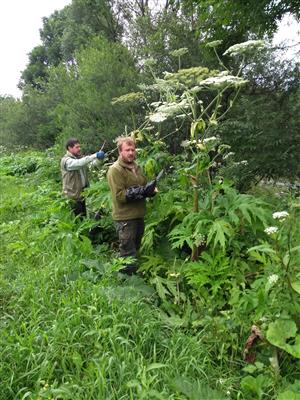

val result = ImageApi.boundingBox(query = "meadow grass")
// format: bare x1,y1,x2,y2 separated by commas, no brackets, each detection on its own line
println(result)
0,172,235,400
1,156,299,399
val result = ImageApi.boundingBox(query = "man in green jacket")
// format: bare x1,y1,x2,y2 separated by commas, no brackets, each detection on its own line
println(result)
107,137,156,275
61,138,105,217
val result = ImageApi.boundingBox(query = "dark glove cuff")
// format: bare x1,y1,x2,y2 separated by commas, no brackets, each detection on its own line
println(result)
125,186,145,201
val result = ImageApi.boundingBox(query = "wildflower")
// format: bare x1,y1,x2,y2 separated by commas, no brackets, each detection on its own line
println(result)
150,101,162,107
203,136,218,143
189,85,201,94
272,211,289,221
223,40,265,57
268,274,279,285
170,48,189,57
111,92,144,105
200,74,248,89
149,112,168,123
181,140,196,147
264,226,278,235
234,160,248,166
169,272,180,278
223,152,235,160
206,40,223,48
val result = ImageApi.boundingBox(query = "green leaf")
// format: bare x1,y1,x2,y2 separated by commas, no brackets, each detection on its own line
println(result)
278,391,300,400
241,374,272,399
266,319,300,359
190,119,206,139
207,219,232,250
291,281,300,295
146,363,167,372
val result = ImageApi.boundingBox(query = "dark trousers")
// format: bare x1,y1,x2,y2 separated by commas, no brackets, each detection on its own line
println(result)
70,198,87,218
115,218,145,274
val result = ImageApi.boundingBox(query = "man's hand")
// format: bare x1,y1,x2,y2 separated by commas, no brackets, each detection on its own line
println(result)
96,150,105,159
143,180,156,196
125,181,157,201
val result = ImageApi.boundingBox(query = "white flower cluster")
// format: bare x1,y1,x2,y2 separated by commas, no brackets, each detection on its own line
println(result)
268,274,279,285
264,226,278,235
272,211,289,221
223,152,235,160
223,40,265,57
203,136,218,143
149,112,168,123
149,99,190,123
200,74,247,89
234,160,248,166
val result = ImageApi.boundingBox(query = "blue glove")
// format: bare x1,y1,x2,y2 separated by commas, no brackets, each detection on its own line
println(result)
96,150,105,159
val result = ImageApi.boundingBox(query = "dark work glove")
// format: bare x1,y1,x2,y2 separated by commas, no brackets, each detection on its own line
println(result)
125,181,157,201
143,180,156,197
126,186,146,201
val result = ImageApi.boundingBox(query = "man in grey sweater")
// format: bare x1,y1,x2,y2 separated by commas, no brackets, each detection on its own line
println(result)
61,138,105,217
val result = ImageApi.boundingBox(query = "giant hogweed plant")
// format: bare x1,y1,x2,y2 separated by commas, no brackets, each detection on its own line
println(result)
112,41,270,308
113,40,266,258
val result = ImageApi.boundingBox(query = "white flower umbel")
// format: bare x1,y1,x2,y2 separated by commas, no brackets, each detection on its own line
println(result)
149,112,168,123
203,136,218,143
200,74,247,89
157,99,190,114
268,274,279,285
223,152,235,160
264,226,278,235
272,211,289,221
223,40,265,57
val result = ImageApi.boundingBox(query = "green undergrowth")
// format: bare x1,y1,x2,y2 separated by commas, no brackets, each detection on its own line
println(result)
0,159,234,400
1,152,300,400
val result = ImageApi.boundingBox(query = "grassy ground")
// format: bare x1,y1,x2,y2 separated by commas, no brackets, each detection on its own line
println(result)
0,173,237,400
1,156,299,399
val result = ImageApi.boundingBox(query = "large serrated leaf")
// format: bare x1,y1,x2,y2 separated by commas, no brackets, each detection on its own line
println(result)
266,319,300,359
291,281,300,295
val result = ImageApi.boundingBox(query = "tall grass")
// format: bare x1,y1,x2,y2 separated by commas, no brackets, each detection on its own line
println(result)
0,160,233,400
1,152,299,399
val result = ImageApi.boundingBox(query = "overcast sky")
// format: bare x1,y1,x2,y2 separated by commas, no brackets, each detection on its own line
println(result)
0,2,299,99
0,0,71,98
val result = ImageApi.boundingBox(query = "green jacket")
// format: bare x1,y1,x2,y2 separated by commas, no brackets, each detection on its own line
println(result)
61,151,96,200
107,158,147,221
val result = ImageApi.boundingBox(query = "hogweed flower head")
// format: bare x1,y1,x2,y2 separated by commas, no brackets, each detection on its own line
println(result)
272,211,289,221
268,274,279,285
264,226,278,235
223,40,265,57
149,112,168,123
203,136,218,143
200,74,247,89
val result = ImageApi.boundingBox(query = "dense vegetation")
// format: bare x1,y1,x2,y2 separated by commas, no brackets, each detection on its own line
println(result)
1,144,300,399
1,0,300,399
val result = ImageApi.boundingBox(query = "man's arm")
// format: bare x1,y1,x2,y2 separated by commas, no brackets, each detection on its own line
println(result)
107,166,127,203
65,151,105,171
108,166,156,203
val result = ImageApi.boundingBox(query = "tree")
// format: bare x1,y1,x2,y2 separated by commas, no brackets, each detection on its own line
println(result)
20,0,122,90
49,37,140,150
216,51,300,184
19,46,50,91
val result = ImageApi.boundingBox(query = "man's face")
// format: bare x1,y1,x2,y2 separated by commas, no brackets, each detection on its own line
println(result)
119,142,136,163
68,143,81,156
